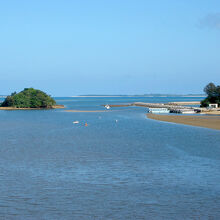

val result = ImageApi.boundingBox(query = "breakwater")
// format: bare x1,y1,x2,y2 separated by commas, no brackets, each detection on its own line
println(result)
109,102,198,110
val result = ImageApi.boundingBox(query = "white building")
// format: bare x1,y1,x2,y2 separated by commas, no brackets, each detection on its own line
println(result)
209,104,218,108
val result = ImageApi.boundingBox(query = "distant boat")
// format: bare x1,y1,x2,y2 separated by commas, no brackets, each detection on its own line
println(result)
105,104,110,110
148,108,170,114
170,109,195,114
73,121,79,124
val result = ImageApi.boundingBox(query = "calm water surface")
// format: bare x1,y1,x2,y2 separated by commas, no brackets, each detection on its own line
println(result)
0,97,220,219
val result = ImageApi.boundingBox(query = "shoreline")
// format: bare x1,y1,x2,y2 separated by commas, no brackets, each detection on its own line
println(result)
147,114,220,130
0,105,65,110
108,102,220,115
65,109,112,113
70,95,206,98
168,101,201,105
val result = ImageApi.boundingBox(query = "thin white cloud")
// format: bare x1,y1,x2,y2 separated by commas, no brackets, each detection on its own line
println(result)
199,13,220,30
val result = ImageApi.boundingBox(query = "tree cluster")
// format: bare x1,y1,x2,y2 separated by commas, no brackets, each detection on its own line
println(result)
201,83,220,107
1,88,56,108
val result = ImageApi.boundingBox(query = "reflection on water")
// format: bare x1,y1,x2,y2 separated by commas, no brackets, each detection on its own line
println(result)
0,97,220,219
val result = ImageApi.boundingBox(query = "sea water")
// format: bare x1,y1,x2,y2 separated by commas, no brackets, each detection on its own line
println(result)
0,96,220,219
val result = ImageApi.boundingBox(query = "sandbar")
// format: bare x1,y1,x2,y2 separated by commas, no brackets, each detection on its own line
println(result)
147,113,220,130
65,110,111,113
168,101,201,105
105,104,132,107
201,110,220,115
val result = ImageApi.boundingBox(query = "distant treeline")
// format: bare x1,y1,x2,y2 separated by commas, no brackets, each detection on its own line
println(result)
201,83,220,107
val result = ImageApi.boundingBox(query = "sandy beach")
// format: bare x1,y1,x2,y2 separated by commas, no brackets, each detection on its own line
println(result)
147,113,220,130
168,101,201,105
107,104,132,107
201,110,220,115
65,110,111,113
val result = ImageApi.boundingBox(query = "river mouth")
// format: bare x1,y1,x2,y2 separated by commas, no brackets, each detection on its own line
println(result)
0,96,219,219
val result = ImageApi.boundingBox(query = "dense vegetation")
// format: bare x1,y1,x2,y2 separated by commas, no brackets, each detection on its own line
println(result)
201,83,220,107
1,88,56,108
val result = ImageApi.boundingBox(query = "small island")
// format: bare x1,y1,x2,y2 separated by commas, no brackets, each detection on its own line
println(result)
0,88,64,110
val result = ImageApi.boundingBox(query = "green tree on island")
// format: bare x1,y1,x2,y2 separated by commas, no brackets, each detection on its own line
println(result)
1,88,56,108
201,83,220,107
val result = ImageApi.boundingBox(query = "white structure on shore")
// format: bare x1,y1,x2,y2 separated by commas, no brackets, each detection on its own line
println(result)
209,103,218,108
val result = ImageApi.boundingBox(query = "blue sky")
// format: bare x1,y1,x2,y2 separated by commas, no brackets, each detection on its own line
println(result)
0,0,220,96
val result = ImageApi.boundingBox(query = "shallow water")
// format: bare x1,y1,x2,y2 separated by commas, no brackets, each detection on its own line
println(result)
0,97,220,219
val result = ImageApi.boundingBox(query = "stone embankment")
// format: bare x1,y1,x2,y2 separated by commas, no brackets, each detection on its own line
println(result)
108,102,204,113
109,102,197,110
133,102,191,109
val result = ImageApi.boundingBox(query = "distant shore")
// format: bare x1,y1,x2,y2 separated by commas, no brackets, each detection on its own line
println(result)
71,95,205,98
147,114,220,130
0,105,65,110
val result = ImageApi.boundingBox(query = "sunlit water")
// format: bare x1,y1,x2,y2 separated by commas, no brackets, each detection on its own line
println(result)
0,97,220,219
